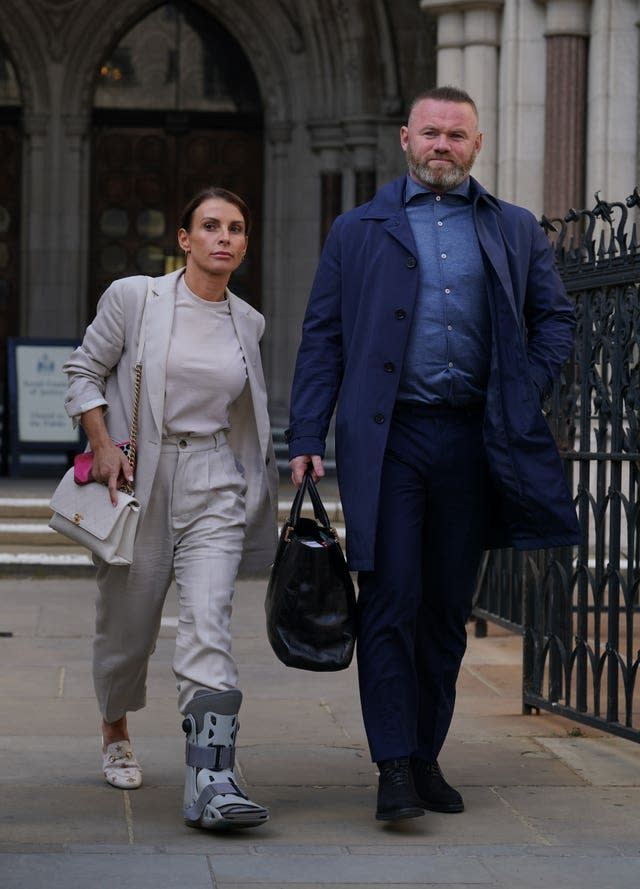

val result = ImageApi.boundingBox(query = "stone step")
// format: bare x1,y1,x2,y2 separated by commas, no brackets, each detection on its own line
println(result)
0,497,345,526
0,544,94,577
0,496,52,519
0,520,69,546
0,494,346,576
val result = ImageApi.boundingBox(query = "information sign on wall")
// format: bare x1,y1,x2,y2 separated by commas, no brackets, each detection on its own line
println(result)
5,338,81,475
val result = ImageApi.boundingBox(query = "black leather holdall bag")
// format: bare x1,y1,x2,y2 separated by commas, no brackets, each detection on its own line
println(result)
265,470,356,671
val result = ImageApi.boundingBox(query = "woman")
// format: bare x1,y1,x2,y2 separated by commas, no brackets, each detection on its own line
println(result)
63,187,278,830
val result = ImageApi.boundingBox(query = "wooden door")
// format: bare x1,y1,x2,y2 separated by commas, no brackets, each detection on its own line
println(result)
90,117,262,319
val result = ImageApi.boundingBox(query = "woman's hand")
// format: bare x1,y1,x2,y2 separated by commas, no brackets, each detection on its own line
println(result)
80,406,134,506
90,442,133,506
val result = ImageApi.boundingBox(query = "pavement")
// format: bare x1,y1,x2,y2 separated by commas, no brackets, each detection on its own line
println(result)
1,477,640,888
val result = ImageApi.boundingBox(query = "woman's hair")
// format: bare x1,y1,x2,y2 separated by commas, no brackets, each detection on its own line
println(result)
179,187,252,235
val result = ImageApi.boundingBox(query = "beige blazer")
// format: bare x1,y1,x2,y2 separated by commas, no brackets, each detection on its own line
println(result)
63,268,278,574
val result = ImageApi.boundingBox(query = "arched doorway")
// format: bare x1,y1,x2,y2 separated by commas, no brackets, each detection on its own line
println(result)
90,1,263,319
0,48,21,393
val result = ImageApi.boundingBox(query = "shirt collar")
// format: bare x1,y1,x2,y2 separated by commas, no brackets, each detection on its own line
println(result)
404,173,472,205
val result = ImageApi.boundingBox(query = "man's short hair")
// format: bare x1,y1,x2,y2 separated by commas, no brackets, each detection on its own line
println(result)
407,86,478,123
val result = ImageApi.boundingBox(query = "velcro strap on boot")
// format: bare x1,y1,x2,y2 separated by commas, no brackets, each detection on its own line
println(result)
186,741,235,770
183,779,246,821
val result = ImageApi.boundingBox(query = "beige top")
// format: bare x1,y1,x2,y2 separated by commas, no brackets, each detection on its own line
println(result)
162,276,247,436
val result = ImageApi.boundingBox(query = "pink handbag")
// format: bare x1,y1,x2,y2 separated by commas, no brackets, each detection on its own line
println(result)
73,442,133,485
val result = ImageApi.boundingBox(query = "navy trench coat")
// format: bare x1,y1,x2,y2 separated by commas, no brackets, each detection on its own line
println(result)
287,175,581,571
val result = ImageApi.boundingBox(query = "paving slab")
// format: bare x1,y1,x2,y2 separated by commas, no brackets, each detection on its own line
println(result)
0,853,215,889
537,736,640,785
2,562,640,889
490,785,640,846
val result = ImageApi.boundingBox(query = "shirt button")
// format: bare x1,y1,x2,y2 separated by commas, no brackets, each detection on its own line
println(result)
179,439,187,448
448,362,454,368
395,308,407,320
447,324,453,331
437,220,443,227
407,256,417,268
435,195,442,201
441,253,447,259
383,362,395,373
374,413,385,424
444,288,451,294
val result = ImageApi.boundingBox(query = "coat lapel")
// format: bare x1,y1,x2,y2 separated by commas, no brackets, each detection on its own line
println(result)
474,202,519,323
382,212,417,255
228,292,259,371
143,271,179,437
228,292,271,456
362,176,417,255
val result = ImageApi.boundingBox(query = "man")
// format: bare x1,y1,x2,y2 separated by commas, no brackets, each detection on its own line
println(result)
286,86,580,823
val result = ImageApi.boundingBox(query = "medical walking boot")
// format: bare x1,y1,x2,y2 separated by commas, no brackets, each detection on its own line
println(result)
182,689,269,830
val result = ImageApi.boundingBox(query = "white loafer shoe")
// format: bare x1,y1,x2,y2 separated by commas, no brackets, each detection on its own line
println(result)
103,740,142,789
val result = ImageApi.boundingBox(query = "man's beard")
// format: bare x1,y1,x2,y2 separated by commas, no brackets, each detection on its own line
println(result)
407,145,477,190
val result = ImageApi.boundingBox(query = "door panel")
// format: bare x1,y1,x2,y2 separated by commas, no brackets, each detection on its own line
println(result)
90,122,262,319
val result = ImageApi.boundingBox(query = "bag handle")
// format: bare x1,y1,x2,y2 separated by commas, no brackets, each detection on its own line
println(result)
287,468,334,535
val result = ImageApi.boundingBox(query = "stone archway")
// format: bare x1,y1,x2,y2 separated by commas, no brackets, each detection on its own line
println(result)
2,0,434,434
88,2,265,316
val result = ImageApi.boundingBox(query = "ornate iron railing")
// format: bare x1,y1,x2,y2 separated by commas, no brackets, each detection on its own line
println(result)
473,189,640,742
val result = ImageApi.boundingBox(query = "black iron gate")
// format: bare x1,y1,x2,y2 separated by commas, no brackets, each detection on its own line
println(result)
473,189,640,742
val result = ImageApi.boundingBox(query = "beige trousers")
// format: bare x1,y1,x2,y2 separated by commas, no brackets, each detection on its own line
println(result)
93,432,247,722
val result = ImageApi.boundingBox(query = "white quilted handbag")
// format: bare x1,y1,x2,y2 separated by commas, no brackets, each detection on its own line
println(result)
48,276,151,566
49,471,140,565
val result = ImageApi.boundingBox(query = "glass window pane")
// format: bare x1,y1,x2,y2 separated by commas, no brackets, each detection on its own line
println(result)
100,244,128,274
100,208,129,238
136,245,165,275
94,2,260,113
136,209,165,239
0,52,21,105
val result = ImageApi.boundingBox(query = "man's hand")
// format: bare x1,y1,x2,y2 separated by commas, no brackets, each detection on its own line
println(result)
290,455,325,488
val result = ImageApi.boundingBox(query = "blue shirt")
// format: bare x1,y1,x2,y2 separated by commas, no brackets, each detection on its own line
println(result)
397,174,491,406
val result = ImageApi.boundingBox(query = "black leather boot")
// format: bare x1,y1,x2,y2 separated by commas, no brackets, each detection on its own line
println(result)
375,757,426,821
410,758,464,813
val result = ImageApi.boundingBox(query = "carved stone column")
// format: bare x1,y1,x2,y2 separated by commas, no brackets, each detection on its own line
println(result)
21,113,50,334
261,119,294,426
344,118,378,207
419,1,504,192
309,122,344,247
540,0,590,220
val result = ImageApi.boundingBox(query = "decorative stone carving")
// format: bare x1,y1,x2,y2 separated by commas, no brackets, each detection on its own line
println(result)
30,0,84,61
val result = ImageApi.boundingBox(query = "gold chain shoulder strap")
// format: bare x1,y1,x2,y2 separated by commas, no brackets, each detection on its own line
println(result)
119,277,152,494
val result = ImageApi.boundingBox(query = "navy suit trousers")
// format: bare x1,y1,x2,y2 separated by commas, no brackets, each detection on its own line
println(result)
356,402,490,763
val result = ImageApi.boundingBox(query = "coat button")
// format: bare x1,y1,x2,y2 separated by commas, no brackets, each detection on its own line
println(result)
374,413,385,424
383,362,394,373
395,308,406,320
406,256,417,268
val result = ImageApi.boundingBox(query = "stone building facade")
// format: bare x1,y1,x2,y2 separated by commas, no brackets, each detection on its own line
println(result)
0,0,637,449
